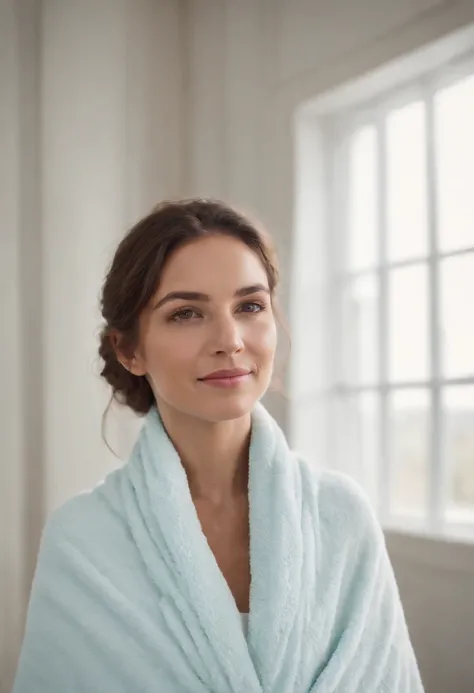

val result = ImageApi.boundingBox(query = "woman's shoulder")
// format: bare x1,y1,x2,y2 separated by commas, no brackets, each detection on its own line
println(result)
315,468,374,516
38,467,129,562
297,459,383,548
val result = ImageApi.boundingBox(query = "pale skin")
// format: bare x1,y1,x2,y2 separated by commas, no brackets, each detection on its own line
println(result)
114,234,277,613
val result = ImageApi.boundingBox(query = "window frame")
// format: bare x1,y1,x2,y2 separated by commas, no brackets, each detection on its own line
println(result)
324,50,474,539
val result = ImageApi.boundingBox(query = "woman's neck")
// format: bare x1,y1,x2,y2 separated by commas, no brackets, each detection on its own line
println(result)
157,402,251,505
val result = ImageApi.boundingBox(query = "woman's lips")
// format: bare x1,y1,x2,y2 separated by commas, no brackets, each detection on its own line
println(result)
198,368,252,388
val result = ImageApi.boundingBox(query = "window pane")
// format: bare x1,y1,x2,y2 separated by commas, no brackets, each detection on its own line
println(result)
336,393,380,506
341,274,379,385
389,389,430,518
386,101,428,262
436,75,474,253
348,126,378,271
440,253,474,379
443,386,474,523
388,264,429,382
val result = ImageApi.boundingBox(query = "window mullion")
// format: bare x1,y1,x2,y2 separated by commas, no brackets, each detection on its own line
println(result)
377,109,390,523
327,127,347,473
426,85,445,531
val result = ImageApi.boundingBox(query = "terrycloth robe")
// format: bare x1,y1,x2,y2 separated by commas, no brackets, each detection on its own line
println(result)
13,404,425,692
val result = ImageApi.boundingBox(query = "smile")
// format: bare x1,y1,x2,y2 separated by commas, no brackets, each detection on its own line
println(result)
198,368,252,388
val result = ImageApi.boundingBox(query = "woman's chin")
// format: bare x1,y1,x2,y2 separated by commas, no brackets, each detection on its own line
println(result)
200,396,256,423
196,379,272,422
188,387,267,422
158,381,270,423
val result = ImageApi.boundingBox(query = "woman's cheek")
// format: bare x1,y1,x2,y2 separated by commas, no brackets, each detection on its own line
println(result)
164,330,206,365
249,317,277,355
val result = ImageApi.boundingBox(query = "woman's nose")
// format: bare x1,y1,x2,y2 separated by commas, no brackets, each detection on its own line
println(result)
211,316,244,355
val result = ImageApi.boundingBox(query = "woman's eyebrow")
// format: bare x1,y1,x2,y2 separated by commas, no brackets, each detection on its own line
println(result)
154,284,269,311
235,283,270,297
154,291,208,310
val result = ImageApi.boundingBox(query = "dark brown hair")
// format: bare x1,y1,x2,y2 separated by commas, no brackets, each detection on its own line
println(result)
99,198,280,416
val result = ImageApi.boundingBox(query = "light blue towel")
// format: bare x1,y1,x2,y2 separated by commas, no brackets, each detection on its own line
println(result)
13,403,425,692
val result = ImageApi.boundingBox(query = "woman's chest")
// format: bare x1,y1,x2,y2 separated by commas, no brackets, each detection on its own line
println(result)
194,496,251,613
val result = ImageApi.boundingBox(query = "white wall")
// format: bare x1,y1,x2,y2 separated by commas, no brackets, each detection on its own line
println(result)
386,531,474,693
0,1,30,688
41,0,184,513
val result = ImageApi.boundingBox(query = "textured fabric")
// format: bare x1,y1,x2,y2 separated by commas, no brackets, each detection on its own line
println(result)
240,613,249,639
14,404,425,692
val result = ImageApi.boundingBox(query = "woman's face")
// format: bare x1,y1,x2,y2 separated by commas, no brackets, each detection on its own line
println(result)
131,234,277,422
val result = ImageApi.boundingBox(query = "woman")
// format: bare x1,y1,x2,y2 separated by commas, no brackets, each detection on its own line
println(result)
13,199,425,692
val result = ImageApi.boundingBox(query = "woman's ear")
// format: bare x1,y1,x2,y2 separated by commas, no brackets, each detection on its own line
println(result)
109,330,147,376
128,357,147,377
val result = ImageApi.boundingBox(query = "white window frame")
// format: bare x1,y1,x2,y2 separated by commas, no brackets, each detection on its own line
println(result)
305,49,474,541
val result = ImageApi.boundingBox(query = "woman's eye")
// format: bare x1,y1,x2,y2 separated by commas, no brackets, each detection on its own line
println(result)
171,308,200,322
240,301,265,314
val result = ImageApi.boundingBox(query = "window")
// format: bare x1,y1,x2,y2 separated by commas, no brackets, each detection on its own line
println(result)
325,57,474,538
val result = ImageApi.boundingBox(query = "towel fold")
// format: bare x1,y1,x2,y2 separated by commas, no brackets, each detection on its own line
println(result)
13,403,425,692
